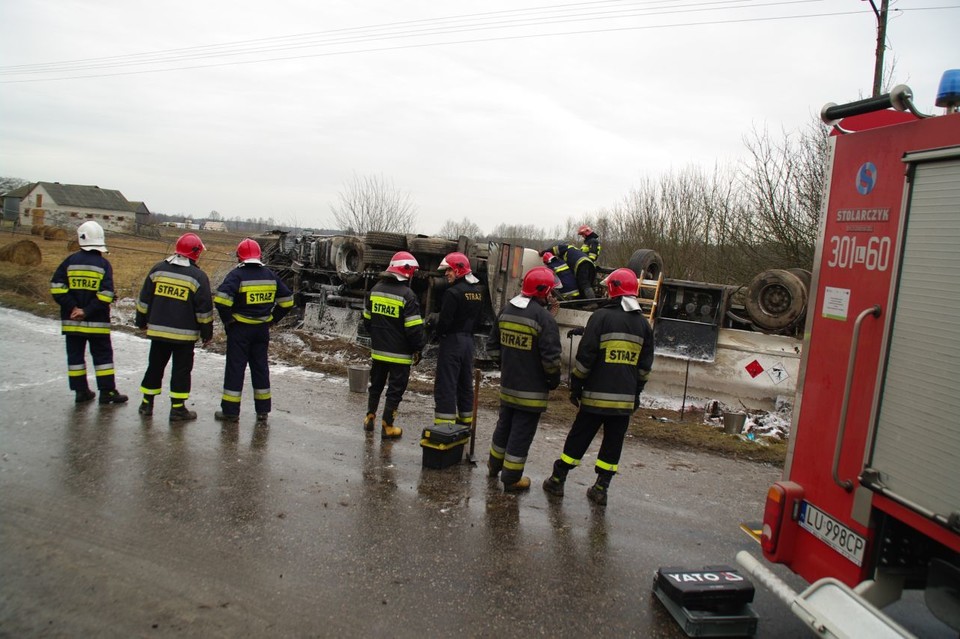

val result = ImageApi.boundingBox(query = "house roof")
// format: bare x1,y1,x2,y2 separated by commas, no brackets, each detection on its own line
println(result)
2,183,36,198
128,201,150,214
36,182,132,212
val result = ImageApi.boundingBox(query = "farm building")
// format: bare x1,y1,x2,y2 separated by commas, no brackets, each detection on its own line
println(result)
10,182,146,233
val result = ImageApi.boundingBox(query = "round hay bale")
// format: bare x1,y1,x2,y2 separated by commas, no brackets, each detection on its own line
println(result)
67,239,80,252
0,240,43,266
31,225,45,236
43,226,68,240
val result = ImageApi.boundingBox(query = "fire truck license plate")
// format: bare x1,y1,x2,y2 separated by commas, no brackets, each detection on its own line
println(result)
798,501,866,566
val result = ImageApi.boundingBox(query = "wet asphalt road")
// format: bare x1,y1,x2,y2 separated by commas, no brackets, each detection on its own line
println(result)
0,306,929,638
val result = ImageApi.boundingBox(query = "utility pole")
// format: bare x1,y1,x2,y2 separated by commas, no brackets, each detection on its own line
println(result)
864,0,890,96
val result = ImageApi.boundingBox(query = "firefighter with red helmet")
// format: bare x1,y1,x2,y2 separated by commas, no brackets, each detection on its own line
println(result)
541,251,578,300
432,251,484,427
486,266,562,492
49,221,128,405
542,268,654,505
546,242,596,299
577,224,601,263
134,233,214,421
213,238,294,424
361,251,426,439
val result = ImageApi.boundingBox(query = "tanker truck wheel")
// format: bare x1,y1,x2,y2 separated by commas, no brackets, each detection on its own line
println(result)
363,231,407,250
745,268,807,331
627,249,664,300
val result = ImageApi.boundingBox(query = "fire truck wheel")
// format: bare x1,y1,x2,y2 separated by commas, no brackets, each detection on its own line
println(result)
363,231,407,250
408,236,458,256
334,237,365,284
363,247,395,267
745,268,808,331
627,249,664,285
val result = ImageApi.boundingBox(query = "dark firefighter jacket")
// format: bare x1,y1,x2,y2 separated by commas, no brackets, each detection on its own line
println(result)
435,278,483,337
549,243,593,274
214,263,294,326
363,276,426,365
572,299,654,415
50,250,115,335
135,256,214,343
580,233,601,262
487,296,562,412
545,256,579,299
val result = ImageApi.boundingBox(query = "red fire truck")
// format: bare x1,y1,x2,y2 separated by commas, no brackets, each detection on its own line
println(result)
737,72,960,637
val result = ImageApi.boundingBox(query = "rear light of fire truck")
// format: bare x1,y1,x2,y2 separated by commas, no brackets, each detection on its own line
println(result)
761,481,803,562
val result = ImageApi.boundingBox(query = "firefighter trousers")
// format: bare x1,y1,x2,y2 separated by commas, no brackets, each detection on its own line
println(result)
575,262,596,299
65,334,116,392
140,341,195,405
367,359,411,419
559,411,630,478
221,323,271,416
489,406,541,485
434,333,475,425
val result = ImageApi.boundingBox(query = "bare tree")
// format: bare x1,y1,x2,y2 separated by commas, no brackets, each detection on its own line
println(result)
438,217,483,239
330,173,417,234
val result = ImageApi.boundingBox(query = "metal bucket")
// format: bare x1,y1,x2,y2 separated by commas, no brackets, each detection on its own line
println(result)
723,412,747,435
347,365,370,393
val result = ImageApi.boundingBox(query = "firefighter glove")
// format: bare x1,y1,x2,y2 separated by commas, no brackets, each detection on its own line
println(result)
566,327,584,338
569,376,583,407
412,351,422,366
426,312,439,328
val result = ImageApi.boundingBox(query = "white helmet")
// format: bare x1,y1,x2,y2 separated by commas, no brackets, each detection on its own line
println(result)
77,221,108,252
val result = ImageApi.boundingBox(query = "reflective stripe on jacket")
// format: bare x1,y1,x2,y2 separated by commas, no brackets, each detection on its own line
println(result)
50,250,115,335
135,257,214,343
362,277,426,365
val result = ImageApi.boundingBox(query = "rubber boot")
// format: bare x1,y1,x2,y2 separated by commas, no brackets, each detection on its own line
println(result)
138,396,154,416
542,459,570,497
256,413,269,423
169,404,197,422
214,410,239,423
586,474,612,506
381,409,402,440
75,389,96,404
363,412,376,432
503,476,531,492
487,454,503,478
99,389,129,405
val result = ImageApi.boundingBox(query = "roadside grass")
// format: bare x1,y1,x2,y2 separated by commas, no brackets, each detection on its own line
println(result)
1,229,788,467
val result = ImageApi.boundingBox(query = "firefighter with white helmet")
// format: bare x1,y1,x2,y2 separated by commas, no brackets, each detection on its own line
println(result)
213,238,295,424
134,233,214,422
432,251,483,428
486,266,562,492
361,251,426,439
542,267,654,505
49,221,128,405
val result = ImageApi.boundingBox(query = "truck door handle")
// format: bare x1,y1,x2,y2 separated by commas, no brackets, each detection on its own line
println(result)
832,305,882,492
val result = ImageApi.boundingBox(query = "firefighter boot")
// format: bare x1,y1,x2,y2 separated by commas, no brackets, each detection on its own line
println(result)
75,389,97,404
169,403,198,422
542,460,570,497
99,389,129,405
138,396,154,417
381,409,402,440
214,411,240,424
363,412,376,432
503,476,531,492
586,474,612,506
487,454,503,478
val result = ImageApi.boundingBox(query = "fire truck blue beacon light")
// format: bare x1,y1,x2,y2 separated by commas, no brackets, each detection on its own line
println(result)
935,69,960,110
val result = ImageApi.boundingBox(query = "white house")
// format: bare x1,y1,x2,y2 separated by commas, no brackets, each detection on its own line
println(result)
202,220,227,232
17,182,142,233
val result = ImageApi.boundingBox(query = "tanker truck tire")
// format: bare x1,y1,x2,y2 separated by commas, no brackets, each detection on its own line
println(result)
363,231,407,250
627,249,664,282
745,268,807,331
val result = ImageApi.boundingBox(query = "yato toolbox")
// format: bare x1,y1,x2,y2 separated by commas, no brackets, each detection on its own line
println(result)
652,565,758,637
419,424,470,469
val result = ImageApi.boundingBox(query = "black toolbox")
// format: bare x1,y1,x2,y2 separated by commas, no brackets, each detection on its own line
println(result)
652,566,758,637
420,424,471,469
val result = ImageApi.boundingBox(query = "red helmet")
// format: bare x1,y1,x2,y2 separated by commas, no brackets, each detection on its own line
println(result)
439,252,472,279
175,233,205,260
577,225,593,237
386,251,419,280
521,266,556,298
237,238,262,262
541,251,555,265
604,268,639,298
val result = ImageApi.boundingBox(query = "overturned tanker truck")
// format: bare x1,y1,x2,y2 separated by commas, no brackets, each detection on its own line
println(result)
256,230,807,411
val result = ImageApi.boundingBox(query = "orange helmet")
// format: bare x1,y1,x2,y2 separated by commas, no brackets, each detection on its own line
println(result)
385,251,419,281
438,252,472,279
521,266,556,299
603,268,639,298
577,225,593,237
236,238,262,263
541,251,555,265
175,233,205,260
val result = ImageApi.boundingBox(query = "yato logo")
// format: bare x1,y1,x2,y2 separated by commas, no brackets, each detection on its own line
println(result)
856,162,878,195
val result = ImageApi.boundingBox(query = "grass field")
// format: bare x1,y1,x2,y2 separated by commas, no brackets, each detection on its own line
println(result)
0,225,788,466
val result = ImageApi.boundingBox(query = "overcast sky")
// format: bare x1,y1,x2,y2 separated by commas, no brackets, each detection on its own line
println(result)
0,1,956,235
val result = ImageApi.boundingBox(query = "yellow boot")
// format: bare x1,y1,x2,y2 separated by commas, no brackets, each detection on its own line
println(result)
503,477,531,492
363,412,376,432
381,409,402,440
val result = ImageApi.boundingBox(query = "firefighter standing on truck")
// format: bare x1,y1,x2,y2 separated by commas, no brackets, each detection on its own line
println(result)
50,221,128,405
432,252,483,428
213,238,294,424
362,251,426,440
577,224,601,263
486,266,562,492
542,268,654,506
134,233,214,422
